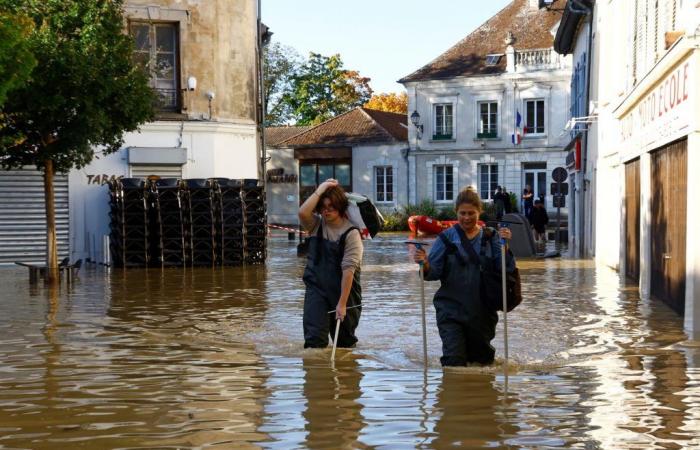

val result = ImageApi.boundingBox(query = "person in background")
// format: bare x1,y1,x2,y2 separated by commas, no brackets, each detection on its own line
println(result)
412,187,515,366
522,185,534,219
530,199,549,243
493,186,505,221
298,179,363,348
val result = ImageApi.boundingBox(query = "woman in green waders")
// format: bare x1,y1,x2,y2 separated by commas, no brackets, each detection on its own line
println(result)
298,179,363,348
413,187,514,366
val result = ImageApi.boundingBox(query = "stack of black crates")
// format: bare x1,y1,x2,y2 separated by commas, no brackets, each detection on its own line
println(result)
108,177,266,268
109,178,150,267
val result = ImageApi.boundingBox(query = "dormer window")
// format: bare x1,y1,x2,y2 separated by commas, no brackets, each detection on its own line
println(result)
485,54,502,66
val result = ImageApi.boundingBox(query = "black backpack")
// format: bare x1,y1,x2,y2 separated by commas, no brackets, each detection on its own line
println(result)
346,193,384,238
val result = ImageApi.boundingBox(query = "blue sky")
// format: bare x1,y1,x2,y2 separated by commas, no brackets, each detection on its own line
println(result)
262,0,513,94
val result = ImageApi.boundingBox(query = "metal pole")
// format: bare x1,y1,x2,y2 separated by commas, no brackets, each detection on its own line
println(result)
330,318,341,363
501,234,509,387
556,181,561,249
419,262,428,367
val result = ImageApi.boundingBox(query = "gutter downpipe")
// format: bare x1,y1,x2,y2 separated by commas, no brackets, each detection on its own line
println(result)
257,0,267,185
570,0,593,257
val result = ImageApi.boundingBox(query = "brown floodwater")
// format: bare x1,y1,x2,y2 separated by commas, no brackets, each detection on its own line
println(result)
1,233,699,449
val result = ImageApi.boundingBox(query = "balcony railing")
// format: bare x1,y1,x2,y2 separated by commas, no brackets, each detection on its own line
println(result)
154,88,179,111
514,48,570,71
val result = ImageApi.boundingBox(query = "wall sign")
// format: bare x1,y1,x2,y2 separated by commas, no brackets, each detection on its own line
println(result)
620,56,692,150
87,174,124,185
266,168,297,183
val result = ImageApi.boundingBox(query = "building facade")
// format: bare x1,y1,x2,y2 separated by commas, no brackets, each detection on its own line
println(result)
265,108,408,225
557,0,700,338
67,0,262,263
399,0,572,217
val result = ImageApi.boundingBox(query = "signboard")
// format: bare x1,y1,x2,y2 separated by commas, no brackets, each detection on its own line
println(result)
553,194,566,208
266,168,297,183
619,54,693,152
552,167,568,183
551,182,569,195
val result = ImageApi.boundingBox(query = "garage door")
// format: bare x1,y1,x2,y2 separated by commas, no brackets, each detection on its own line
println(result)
0,168,69,264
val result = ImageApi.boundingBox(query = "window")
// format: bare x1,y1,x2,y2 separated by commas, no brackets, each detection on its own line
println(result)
434,165,454,202
477,102,498,138
433,104,453,140
299,162,351,192
524,99,545,135
375,166,393,203
129,22,179,111
479,164,498,200
485,54,502,66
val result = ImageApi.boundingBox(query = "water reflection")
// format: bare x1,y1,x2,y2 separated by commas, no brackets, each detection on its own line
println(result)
0,234,699,449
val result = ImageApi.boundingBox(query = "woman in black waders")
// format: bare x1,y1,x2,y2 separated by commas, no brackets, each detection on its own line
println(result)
413,187,514,366
299,179,363,348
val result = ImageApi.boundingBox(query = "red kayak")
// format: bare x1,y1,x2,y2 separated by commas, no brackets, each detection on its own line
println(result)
408,215,458,235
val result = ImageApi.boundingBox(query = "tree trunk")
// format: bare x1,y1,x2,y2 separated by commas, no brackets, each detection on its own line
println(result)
43,159,59,284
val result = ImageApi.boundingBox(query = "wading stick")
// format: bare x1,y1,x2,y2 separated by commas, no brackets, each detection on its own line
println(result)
406,240,430,367
499,225,509,387
331,318,341,362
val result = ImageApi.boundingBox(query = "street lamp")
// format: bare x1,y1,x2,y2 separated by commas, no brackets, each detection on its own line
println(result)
410,110,423,138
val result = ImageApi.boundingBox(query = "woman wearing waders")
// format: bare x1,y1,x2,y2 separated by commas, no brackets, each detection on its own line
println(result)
413,187,514,366
298,179,363,349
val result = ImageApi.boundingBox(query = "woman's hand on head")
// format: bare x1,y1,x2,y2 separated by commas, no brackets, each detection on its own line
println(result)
316,179,338,195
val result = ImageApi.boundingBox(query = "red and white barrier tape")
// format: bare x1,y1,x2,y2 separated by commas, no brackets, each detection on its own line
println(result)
267,224,307,235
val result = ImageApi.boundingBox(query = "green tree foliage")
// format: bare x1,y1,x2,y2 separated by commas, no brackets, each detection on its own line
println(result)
0,0,154,279
283,52,372,125
263,41,301,126
0,0,154,172
0,9,35,107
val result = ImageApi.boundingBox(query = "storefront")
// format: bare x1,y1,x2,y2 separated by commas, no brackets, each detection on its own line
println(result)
612,41,700,336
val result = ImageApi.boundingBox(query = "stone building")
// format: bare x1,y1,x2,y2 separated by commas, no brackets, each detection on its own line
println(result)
399,0,572,215
265,108,408,225
555,0,700,338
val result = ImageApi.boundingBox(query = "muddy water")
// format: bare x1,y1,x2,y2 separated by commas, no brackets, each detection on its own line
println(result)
1,233,699,449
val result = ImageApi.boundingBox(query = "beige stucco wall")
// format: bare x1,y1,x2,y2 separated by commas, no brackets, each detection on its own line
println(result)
124,0,258,124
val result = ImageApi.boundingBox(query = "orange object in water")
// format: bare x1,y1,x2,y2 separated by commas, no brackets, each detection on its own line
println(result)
407,215,458,235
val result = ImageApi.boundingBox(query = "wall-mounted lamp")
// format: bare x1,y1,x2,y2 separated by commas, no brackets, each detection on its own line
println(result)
410,110,423,138
186,76,197,91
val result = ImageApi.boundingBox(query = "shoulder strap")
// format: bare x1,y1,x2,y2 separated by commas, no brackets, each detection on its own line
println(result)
313,223,324,264
338,226,360,258
438,229,466,265
453,224,481,266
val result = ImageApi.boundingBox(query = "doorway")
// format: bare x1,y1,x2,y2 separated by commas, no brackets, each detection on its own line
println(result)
650,138,687,315
624,158,640,283
523,162,547,208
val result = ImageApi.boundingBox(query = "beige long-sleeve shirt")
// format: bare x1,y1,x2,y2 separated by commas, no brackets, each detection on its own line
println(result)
308,215,363,272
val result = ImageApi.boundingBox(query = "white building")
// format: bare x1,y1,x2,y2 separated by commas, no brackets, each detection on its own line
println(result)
0,0,263,265
557,0,700,338
399,0,572,218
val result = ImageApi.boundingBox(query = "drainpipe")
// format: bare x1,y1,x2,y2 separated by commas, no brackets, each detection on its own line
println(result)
570,0,593,257
257,0,267,185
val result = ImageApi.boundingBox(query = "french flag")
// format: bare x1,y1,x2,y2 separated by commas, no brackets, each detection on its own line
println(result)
511,110,522,145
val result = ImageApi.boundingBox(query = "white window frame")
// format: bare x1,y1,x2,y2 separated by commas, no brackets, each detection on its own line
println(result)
524,99,546,136
374,165,394,204
476,101,499,139
478,164,499,201
432,103,454,140
434,164,454,203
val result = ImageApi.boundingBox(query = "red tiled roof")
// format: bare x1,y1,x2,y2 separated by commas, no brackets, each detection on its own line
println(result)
265,125,314,147
399,0,564,83
280,107,407,147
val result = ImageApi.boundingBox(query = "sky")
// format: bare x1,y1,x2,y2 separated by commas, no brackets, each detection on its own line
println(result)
262,0,513,94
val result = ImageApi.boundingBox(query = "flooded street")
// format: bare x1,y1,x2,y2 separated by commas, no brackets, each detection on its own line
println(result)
1,233,699,449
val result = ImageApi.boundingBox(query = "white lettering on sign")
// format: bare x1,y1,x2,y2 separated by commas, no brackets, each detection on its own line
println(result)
620,59,691,148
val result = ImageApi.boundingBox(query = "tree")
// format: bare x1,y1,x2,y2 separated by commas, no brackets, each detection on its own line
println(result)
364,92,408,114
263,41,301,126
284,52,373,125
0,0,154,282
0,9,35,107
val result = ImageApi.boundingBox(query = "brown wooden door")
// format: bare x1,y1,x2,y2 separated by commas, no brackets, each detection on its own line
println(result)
625,158,641,282
650,138,687,315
